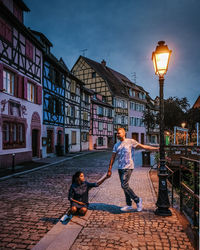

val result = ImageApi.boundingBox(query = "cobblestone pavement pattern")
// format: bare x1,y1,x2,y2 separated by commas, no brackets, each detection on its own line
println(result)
70,163,194,250
0,152,111,249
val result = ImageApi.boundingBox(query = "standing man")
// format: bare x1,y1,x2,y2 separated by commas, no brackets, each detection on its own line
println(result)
107,128,159,212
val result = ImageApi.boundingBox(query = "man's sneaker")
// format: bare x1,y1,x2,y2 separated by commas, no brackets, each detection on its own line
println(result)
136,198,143,212
120,205,134,212
60,214,72,222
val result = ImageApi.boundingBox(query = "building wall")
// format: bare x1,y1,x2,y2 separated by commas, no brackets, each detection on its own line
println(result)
0,90,42,167
0,8,43,168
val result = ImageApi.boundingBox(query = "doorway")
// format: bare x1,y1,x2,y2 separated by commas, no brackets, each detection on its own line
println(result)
132,133,139,141
65,134,69,153
47,130,53,153
141,133,144,144
32,129,38,157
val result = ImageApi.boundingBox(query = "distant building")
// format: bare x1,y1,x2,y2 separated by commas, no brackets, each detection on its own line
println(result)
89,92,114,150
0,0,43,167
72,56,148,143
145,95,159,145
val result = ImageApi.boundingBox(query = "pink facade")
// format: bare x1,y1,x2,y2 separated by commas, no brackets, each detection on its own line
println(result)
89,94,114,150
127,106,146,143
0,1,43,168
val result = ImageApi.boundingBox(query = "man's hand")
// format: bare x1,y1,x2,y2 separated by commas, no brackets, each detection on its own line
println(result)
107,170,112,178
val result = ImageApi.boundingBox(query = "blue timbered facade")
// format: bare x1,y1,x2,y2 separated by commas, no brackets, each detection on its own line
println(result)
30,30,66,157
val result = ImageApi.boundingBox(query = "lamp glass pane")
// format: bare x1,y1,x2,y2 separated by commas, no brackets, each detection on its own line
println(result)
155,53,169,75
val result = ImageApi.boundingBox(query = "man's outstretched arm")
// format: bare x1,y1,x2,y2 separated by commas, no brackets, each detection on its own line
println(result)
107,152,116,177
136,143,159,151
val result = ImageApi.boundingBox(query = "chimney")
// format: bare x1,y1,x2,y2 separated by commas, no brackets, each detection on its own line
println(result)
101,60,106,67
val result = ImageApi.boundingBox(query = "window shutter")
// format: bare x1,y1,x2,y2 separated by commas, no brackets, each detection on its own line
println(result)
14,74,18,97
37,85,42,105
67,106,70,116
103,137,106,146
17,75,23,98
0,63,3,91
23,77,27,100
5,24,12,43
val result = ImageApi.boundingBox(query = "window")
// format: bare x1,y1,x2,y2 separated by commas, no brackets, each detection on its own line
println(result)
71,131,76,145
98,122,103,131
82,132,89,142
70,106,75,117
3,123,9,142
108,123,112,132
10,102,21,116
83,112,88,121
98,137,103,146
71,80,76,93
85,94,89,103
102,96,106,102
3,69,14,95
27,82,35,103
97,106,103,116
92,72,96,78
130,117,134,126
2,122,25,149
107,108,112,118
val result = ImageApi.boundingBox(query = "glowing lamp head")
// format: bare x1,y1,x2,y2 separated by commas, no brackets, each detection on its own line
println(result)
181,122,186,128
152,41,172,77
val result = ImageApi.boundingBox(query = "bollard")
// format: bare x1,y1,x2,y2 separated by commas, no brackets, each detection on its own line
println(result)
12,153,15,173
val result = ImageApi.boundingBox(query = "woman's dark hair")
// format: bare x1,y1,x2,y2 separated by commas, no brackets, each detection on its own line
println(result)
72,171,83,184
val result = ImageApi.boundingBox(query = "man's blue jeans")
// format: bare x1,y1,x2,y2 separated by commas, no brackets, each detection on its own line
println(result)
118,169,139,206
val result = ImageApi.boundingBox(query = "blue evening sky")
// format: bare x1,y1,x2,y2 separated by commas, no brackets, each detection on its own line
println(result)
24,0,200,107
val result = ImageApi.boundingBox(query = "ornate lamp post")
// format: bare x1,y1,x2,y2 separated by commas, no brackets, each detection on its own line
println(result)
152,41,172,216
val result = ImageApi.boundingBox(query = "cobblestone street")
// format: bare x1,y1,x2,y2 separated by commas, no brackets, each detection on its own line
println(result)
0,151,195,250
0,151,111,249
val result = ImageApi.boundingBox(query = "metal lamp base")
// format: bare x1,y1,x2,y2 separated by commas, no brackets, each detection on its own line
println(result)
155,207,172,216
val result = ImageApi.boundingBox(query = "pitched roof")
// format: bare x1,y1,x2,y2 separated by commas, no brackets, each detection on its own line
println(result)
79,56,129,99
193,95,200,108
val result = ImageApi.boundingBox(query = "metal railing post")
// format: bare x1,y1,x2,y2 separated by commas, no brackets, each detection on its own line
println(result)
193,161,198,230
180,157,183,212
171,173,174,208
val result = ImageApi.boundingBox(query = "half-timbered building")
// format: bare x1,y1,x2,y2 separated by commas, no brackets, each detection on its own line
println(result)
30,30,91,154
72,56,129,142
65,74,91,152
0,0,43,168
89,92,114,150
30,30,68,157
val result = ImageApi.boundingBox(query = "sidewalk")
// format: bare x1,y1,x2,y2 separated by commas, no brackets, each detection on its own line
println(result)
33,163,194,250
0,150,102,181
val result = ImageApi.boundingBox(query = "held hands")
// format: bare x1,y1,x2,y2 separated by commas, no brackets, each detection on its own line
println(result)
107,169,112,178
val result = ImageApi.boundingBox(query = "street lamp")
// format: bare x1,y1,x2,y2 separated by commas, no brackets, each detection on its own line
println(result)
152,41,172,216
